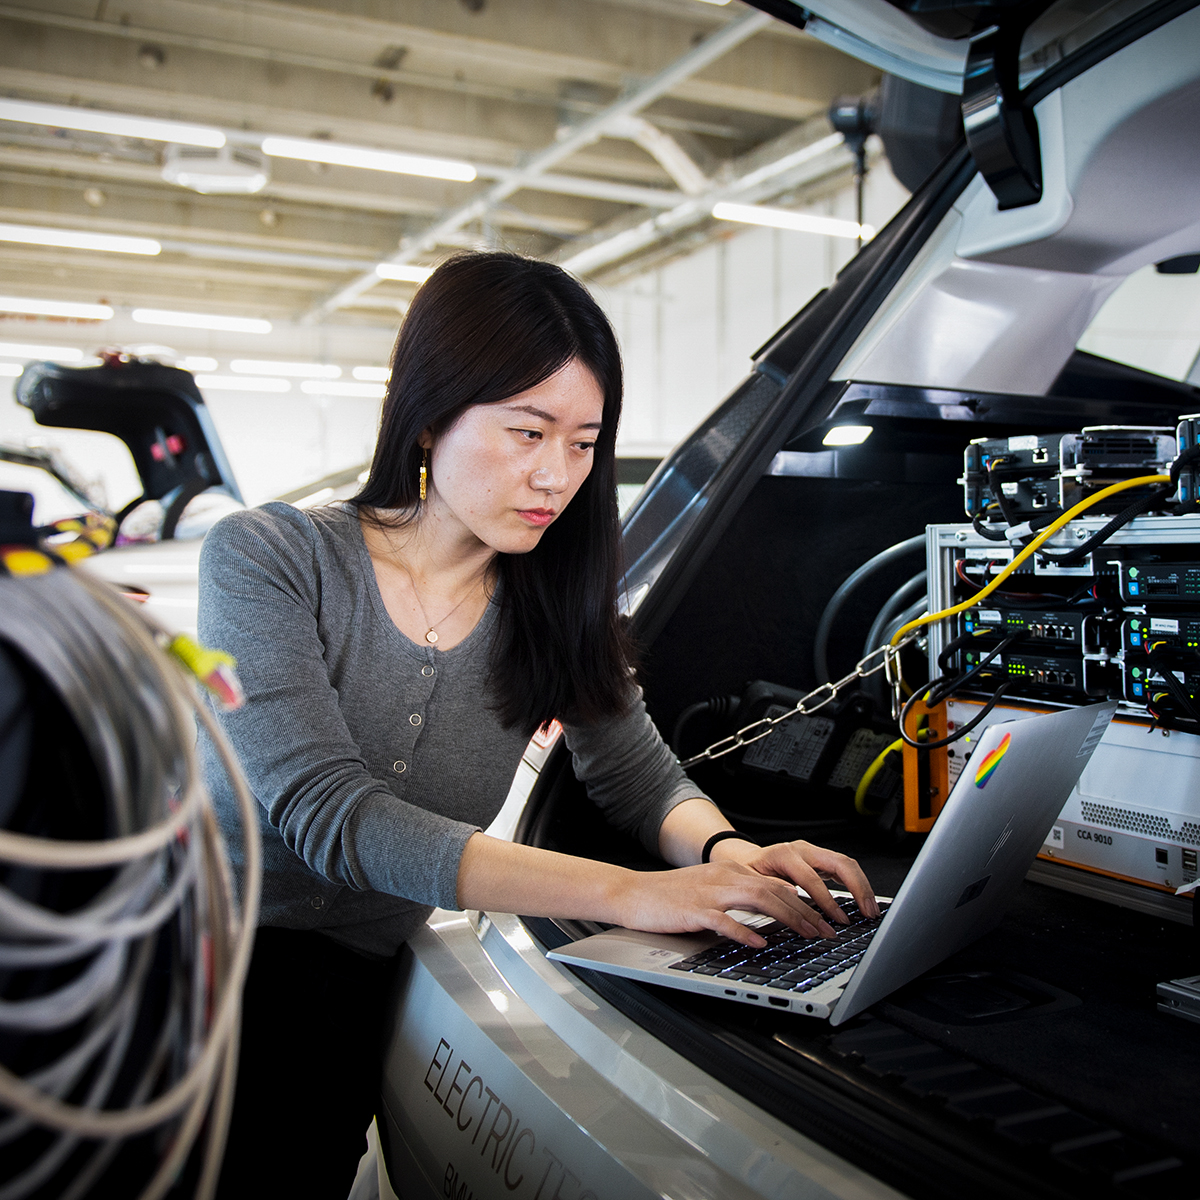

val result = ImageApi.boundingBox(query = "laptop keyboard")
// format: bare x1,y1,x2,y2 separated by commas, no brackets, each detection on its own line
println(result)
667,899,890,994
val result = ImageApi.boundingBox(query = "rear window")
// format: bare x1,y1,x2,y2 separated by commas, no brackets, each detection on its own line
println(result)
1076,261,1200,383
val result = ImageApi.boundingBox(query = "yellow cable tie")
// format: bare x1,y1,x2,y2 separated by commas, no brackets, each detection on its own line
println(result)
168,634,245,710
1,548,54,576
168,633,235,678
55,541,95,564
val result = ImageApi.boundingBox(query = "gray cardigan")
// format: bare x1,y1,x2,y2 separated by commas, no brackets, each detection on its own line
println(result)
198,502,703,957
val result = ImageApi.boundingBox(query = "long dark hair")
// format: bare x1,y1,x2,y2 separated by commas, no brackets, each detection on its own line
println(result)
353,251,634,733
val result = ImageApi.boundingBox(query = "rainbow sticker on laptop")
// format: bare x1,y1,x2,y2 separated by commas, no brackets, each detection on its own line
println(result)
974,732,1012,789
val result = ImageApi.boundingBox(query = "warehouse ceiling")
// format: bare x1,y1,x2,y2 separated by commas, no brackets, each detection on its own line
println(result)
0,0,880,331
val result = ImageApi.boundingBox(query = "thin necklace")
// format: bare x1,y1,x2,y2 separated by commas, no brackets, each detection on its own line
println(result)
397,562,481,645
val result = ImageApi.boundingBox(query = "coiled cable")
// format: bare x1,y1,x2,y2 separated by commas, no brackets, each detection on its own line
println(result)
0,563,259,1200
813,534,926,684
862,571,926,661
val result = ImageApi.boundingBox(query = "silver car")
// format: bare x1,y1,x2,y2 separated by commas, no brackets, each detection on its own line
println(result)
375,4,1200,1198
49,4,1200,1195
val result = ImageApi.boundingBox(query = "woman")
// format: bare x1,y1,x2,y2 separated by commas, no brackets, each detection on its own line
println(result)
200,251,878,1196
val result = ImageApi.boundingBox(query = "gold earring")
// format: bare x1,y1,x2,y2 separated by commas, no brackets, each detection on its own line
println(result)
419,447,428,501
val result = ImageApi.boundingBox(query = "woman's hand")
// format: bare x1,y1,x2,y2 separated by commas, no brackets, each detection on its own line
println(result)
711,837,881,929
656,800,881,939
456,825,879,949
612,859,840,948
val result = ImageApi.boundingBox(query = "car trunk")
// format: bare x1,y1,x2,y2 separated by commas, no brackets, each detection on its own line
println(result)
516,38,1200,1186
519,431,1200,1197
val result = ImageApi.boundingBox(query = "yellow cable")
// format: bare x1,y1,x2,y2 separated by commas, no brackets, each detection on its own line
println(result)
854,736,903,814
891,473,1171,646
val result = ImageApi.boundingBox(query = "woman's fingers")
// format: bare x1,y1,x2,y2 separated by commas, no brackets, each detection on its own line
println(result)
744,844,845,923
707,909,767,947
799,844,880,918
785,859,846,924
621,863,836,943
699,867,834,939
751,842,881,920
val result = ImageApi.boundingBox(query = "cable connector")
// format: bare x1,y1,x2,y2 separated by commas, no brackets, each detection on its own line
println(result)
167,634,245,710
43,513,118,562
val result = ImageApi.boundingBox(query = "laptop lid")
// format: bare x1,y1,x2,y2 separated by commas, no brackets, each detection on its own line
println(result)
830,701,1115,1025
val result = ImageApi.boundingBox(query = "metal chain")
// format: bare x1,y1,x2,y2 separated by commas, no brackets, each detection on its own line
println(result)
677,631,922,769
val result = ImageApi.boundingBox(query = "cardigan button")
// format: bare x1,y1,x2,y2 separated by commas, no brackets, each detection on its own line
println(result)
409,713,422,726
393,760,407,773
421,665,435,677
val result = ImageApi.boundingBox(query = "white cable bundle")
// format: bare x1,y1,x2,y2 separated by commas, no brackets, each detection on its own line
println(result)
0,565,260,1200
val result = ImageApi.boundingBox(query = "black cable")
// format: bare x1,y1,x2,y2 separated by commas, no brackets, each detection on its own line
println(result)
926,632,1022,707
1028,447,1200,563
671,695,738,756
897,630,1023,750
1034,485,1170,564
899,681,1013,750
1169,444,1200,514
1145,646,1200,724
862,571,927,659
973,504,1061,543
1170,444,1200,490
812,534,926,683
972,512,1011,541
1028,509,1065,533
936,630,989,675
986,457,1023,529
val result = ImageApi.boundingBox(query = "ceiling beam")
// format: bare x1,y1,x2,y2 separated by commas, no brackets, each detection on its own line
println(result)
0,1,882,327
557,123,854,277
0,2,744,139
0,188,586,278
0,0,846,127
306,6,773,319
149,0,816,113
0,131,685,213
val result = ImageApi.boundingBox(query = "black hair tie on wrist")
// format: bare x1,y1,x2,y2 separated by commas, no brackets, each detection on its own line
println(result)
701,830,758,864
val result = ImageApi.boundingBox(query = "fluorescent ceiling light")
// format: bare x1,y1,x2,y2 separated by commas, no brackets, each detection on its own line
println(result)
352,366,390,382
0,363,23,378
374,263,435,283
194,374,290,393
231,359,341,379
713,201,875,242
132,309,271,334
176,356,219,372
299,380,386,398
0,222,160,256
0,341,85,361
261,136,476,183
822,425,873,446
0,296,113,320
0,97,224,148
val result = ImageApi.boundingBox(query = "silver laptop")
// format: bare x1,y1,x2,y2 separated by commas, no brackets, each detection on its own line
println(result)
549,702,1115,1026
